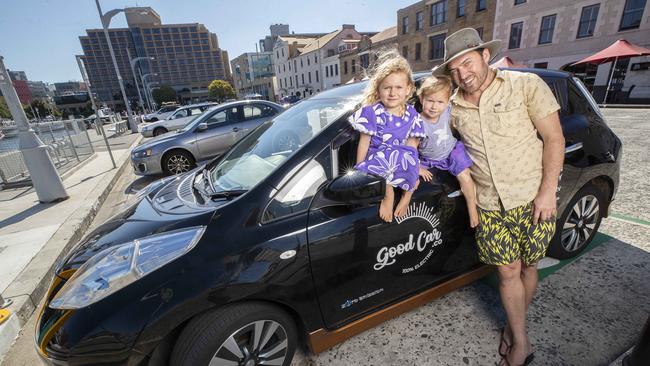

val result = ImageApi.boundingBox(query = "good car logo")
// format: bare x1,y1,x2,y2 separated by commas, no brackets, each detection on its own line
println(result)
373,202,443,273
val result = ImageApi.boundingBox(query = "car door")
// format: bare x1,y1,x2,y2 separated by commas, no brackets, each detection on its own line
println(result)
238,104,280,136
306,129,479,329
195,106,243,159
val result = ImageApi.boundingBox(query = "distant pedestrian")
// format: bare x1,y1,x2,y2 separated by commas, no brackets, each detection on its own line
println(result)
433,28,564,365
349,49,426,222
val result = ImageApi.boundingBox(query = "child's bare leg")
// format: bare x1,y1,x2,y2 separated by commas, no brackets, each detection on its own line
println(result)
394,190,413,218
457,169,479,228
379,185,395,222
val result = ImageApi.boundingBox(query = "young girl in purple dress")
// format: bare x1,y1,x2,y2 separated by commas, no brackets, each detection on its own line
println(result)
349,51,425,222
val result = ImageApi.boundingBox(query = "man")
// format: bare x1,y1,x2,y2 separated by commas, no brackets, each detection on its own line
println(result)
433,28,564,365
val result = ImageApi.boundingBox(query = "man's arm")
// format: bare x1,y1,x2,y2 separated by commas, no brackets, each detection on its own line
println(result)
532,111,565,224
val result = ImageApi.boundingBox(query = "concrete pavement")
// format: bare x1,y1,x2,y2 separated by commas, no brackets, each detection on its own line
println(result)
0,130,143,363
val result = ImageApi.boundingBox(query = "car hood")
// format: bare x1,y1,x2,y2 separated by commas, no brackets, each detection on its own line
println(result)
55,171,220,275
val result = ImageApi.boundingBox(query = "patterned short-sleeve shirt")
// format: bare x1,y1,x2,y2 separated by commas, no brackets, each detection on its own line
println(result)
450,69,560,211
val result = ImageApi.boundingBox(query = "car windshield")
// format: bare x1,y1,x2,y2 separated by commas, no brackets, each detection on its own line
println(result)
209,97,358,193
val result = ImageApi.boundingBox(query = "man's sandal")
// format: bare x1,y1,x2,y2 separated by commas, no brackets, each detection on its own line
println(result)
497,352,535,366
499,327,512,357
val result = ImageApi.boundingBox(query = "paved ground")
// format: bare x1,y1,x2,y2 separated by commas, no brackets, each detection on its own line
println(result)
1,109,648,366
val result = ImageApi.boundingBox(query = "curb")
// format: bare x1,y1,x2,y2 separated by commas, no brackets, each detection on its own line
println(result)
1,134,143,328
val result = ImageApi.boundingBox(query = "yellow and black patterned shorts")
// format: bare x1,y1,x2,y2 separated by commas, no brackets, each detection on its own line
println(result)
476,202,556,266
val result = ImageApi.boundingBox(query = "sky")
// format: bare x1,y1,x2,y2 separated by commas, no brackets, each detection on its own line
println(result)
0,0,415,84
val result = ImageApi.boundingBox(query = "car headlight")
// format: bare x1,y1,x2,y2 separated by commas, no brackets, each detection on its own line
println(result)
49,226,206,310
132,148,153,158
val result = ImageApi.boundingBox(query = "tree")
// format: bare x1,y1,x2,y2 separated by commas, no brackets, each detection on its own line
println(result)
208,79,236,102
0,96,11,119
151,85,177,105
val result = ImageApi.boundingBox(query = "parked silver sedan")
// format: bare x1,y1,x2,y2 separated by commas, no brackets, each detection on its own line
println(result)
131,100,284,175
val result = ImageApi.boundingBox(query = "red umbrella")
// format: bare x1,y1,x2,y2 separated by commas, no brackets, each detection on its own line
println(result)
572,39,650,103
491,56,526,68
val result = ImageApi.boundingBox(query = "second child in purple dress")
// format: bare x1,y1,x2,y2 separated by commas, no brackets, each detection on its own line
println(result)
417,76,479,227
349,51,425,222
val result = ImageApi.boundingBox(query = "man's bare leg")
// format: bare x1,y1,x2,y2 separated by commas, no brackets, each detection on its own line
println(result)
501,262,538,355
379,185,395,222
498,260,530,365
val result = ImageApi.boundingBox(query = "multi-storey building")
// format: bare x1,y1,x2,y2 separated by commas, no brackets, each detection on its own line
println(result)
53,81,86,96
273,25,372,98
231,52,278,101
397,0,497,72
7,70,32,104
493,0,650,103
259,24,290,52
339,26,398,84
79,7,230,109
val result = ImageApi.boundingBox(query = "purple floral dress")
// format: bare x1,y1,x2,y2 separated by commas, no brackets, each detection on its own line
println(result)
349,102,425,192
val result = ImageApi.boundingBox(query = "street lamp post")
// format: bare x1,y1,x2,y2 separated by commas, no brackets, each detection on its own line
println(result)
95,0,138,133
0,56,68,202
137,68,152,111
126,48,153,114
142,73,158,110
76,55,116,169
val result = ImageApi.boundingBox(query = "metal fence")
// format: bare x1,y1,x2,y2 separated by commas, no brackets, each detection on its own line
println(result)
0,120,101,188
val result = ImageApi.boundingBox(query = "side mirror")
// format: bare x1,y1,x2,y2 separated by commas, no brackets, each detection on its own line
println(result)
324,170,385,204
197,122,208,131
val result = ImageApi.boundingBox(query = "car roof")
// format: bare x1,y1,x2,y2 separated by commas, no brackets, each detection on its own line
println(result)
208,100,283,110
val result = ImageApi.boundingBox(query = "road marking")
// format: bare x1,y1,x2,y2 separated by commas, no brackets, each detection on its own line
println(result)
609,213,650,229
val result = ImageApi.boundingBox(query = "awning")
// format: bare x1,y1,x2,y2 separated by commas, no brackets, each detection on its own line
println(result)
572,39,650,65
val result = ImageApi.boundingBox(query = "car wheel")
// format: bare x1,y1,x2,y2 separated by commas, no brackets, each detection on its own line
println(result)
548,184,606,259
273,131,300,151
163,150,195,175
153,127,168,136
170,302,297,366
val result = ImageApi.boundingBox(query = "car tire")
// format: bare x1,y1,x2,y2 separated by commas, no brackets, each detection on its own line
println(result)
547,184,606,259
153,127,168,136
170,302,297,366
162,150,195,175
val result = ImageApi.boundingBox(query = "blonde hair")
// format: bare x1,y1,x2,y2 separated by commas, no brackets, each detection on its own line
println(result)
362,49,415,106
417,76,453,99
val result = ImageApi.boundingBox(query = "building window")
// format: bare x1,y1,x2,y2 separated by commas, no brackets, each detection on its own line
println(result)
315,55,317,63
477,0,487,11
283,64,286,72
330,65,334,77
302,74,305,84
360,54,370,68
276,50,279,59
429,33,446,59
475,27,484,38
538,14,556,44
620,0,646,31
352,59,356,73
416,11,424,30
509,22,524,49
514,0,526,5
344,61,348,74
309,72,312,83
316,70,319,82
335,64,338,75
307,58,310,66
288,62,291,71
534,62,548,69
294,60,297,70
577,4,599,38
457,0,466,17
402,16,409,34
431,0,448,25
402,45,408,58
295,75,298,86
282,48,284,57
301,59,303,68
326,66,329,77
290,77,292,87
415,42,422,60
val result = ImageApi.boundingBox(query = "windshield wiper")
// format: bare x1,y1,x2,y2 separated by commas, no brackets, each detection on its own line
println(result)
210,189,247,200
202,168,216,195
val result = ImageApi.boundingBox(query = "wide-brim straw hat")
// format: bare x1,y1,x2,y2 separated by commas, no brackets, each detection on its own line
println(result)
432,28,501,76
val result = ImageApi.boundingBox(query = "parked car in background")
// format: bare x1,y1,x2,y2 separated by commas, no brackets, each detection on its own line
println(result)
36,70,621,366
139,103,217,137
279,95,300,108
143,104,180,122
131,100,284,175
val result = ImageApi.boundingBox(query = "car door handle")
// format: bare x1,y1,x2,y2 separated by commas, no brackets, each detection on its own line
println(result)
232,127,240,132
447,190,462,198
565,143,583,154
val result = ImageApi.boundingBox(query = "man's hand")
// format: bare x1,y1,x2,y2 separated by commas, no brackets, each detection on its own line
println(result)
533,188,557,224
419,167,433,182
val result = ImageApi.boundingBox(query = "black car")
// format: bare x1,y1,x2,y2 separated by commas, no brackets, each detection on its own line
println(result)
35,70,621,366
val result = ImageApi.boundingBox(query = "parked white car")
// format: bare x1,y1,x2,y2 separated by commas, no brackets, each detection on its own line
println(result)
143,105,179,122
139,103,217,137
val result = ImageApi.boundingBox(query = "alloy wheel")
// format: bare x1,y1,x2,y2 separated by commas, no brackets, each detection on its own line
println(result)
167,154,191,174
561,194,600,252
209,320,288,366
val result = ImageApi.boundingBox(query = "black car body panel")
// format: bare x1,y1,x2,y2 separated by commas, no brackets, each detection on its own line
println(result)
36,69,621,365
